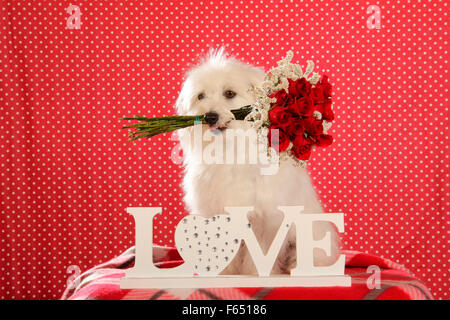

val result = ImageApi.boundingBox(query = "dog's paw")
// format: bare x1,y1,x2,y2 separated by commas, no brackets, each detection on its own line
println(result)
272,241,297,274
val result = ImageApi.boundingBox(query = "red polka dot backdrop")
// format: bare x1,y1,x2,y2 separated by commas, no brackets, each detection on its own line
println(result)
0,0,448,300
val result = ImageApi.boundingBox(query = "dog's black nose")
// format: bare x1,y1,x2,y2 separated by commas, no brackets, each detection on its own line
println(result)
204,112,219,126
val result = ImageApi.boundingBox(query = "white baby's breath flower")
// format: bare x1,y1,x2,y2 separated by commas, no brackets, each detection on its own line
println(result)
313,111,322,120
309,72,320,85
323,120,332,134
303,60,314,78
293,64,303,78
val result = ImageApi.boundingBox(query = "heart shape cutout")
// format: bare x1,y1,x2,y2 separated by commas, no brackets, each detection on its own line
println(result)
174,215,241,275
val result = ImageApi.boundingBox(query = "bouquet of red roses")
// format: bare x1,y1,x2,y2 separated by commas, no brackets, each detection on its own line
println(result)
266,75,334,161
122,51,334,166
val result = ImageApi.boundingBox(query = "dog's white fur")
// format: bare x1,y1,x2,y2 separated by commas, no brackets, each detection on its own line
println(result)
176,48,340,275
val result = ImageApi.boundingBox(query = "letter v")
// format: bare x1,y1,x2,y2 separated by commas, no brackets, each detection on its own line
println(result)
225,206,302,276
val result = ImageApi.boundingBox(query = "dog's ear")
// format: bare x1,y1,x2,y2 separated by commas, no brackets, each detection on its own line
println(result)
175,88,186,115
175,78,191,115
246,66,265,88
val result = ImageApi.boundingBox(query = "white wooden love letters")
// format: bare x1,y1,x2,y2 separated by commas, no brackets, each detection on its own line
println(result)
120,206,351,289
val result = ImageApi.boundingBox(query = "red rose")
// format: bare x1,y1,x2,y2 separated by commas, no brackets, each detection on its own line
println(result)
315,134,333,147
318,75,332,99
288,78,312,98
313,100,334,121
292,135,313,160
286,97,313,117
284,119,305,139
268,125,290,152
303,117,324,136
321,100,334,121
269,89,292,106
268,105,292,130
310,86,325,104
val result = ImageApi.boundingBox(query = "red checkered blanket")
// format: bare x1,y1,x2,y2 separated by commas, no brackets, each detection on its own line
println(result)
61,246,433,300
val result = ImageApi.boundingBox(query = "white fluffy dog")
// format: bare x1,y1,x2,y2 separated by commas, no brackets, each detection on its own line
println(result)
175,48,339,275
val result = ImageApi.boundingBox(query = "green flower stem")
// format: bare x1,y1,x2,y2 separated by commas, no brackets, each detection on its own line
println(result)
121,106,253,141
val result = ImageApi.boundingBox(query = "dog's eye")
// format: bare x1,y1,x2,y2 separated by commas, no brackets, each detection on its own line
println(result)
224,90,236,99
197,93,205,100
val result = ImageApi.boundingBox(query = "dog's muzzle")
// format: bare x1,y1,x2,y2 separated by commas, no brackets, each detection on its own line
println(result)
204,112,219,126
